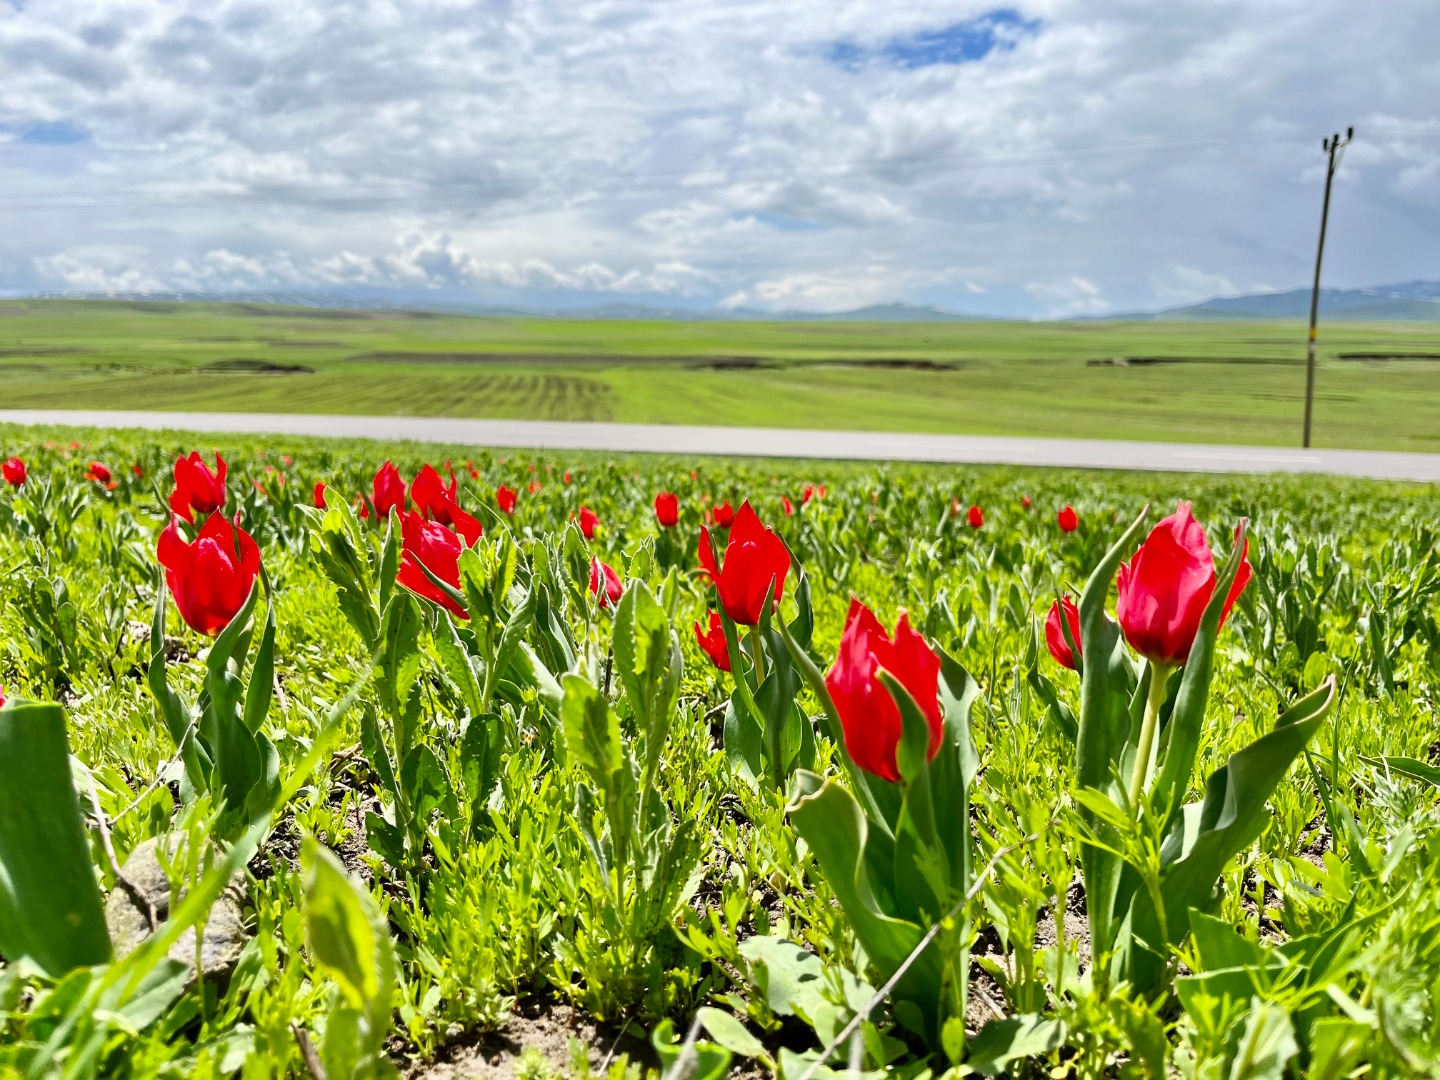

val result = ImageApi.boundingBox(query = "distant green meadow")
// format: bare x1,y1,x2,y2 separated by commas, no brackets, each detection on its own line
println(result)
2,299,1438,450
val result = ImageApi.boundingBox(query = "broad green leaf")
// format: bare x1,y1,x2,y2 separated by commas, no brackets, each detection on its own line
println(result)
561,673,623,791
964,1014,1067,1076
787,774,939,1039
0,701,112,975
303,838,387,1011
301,838,397,1079
737,935,825,1019
697,1007,766,1058
1227,1000,1297,1080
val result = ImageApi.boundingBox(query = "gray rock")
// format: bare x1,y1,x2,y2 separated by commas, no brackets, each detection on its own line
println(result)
105,835,249,985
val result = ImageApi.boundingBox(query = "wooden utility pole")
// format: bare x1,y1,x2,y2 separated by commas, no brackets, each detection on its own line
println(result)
1302,126,1353,449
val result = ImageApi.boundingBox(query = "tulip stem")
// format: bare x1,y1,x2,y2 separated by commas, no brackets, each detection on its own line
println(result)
1128,664,1171,810
748,625,766,685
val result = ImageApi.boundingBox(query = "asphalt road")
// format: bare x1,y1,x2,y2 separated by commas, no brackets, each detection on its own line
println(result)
1,409,1437,482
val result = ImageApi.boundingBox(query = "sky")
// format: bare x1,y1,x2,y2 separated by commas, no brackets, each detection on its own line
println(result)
0,1,1436,317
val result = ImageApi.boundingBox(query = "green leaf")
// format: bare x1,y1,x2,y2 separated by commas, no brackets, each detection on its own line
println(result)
651,1018,732,1080
460,714,504,825
561,673,623,792
964,1014,1067,1076
697,1007,767,1059
1227,1000,1297,1080
787,774,939,1038
1361,754,1440,787
241,589,277,733
737,935,825,1019
613,580,682,771
147,572,209,792
1075,506,1149,968
1140,678,1336,975
0,701,112,975
301,837,397,1078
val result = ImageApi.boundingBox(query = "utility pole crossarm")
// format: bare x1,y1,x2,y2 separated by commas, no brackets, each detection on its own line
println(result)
1302,125,1354,449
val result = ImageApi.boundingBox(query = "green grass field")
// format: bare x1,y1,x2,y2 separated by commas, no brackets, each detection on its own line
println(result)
2,299,1438,450
2,426,1439,1075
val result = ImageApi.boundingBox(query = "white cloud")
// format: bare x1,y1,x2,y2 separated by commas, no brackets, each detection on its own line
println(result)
1025,275,1108,317
1149,264,1238,306
1,1,1437,314
723,265,904,312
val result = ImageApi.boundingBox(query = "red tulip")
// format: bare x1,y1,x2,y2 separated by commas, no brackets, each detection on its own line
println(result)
801,484,816,505
313,482,327,509
781,496,794,516
355,494,370,520
1045,595,1082,671
131,463,144,478
411,463,459,524
0,685,6,708
825,599,942,782
654,491,679,528
3,457,25,487
86,462,117,489
528,480,542,494
588,557,623,609
496,484,518,515
563,471,572,485
693,612,731,672
372,461,407,519
967,505,984,529
1058,505,1079,533
396,511,475,619
577,506,599,540
711,501,735,529
1116,501,1251,667
168,451,227,523
157,513,261,637
1022,495,1033,510
441,497,484,547
697,501,791,627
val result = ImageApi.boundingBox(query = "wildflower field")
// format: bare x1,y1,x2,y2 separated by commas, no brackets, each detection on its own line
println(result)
1,426,1439,1079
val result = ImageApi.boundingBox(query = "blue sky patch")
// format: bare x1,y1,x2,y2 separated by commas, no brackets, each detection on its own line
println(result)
735,211,826,233
15,121,89,146
826,9,1042,71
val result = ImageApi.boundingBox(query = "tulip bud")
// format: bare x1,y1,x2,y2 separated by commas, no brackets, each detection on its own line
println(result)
588,557,623,609
1045,595,1082,670
1058,505,1079,533
654,491,679,528
2,457,26,488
